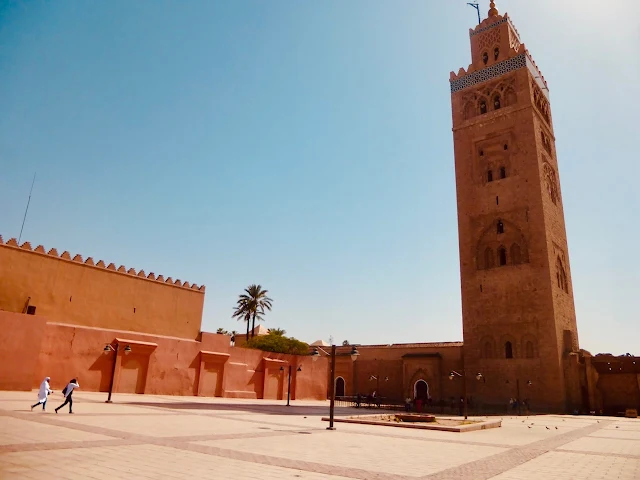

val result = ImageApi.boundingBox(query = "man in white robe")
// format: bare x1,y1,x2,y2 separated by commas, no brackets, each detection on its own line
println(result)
31,377,52,411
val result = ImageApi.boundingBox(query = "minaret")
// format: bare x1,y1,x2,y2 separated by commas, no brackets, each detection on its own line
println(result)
449,2,580,411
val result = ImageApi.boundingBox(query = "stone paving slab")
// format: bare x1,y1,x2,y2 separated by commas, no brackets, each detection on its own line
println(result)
0,390,638,479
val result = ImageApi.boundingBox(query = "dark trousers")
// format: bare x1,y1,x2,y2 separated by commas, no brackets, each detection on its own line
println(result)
56,395,73,413
31,399,47,410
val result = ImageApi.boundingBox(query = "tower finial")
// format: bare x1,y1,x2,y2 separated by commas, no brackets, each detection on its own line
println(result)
488,1,499,17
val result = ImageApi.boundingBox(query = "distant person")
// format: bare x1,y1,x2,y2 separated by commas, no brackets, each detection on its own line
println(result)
405,397,412,412
55,378,80,414
30,377,52,412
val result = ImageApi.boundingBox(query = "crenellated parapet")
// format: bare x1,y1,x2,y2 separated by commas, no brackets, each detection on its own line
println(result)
0,235,205,293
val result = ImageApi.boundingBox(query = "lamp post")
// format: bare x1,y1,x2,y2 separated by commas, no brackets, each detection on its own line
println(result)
280,364,302,407
103,343,131,403
448,370,484,419
321,345,359,430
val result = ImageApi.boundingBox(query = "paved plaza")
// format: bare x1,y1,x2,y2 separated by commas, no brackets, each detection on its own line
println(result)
0,391,638,479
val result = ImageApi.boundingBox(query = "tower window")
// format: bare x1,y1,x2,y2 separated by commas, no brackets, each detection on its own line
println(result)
494,47,500,60
505,341,513,359
482,52,489,65
479,150,484,156
494,95,501,110
504,144,508,150
484,247,494,269
480,101,487,114
487,170,493,182
496,196,499,205
500,167,506,179
498,247,507,266
497,221,504,234
525,341,534,358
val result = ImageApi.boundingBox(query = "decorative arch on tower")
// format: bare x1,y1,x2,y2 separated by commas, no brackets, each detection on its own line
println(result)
500,334,518,359
476,219,529,270
556,256,569,293
479,336,496,359
542,161,560,205
521,334,538,359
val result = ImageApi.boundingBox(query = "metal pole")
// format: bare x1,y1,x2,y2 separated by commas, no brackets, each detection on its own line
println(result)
463,372,468,420
286,365,292,406
105,344,119,403
18,172,36,245
327,345,336,430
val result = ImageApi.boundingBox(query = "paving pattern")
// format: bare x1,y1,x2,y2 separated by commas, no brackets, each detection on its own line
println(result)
0,391,638,479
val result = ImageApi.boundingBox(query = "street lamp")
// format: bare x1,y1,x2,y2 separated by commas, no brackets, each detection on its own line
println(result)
103,343,131,403
280,364,302,407
327,345,359,430
448,370,484,419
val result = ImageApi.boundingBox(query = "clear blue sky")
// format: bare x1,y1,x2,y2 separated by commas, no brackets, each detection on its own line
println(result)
1,1,637,354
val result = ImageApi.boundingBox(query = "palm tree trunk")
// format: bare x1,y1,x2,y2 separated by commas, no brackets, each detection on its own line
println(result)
246,314,250,340
251,313,256,338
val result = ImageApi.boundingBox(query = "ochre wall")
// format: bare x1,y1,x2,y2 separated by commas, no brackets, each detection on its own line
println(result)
0,311,47,390
0,313,329,401
329,343,465,402
0,239,204,339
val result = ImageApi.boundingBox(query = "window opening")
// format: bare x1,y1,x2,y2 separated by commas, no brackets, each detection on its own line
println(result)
482,52,489,65
505,341,513,359
494,95,501,110
496,196,499,205
480,101,487,114
498,247,507,266
487,170,493,182
494,47,500,60
500,167,506,179
497,221,504,234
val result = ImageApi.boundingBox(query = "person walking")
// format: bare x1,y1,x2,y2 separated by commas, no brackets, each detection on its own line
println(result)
30,377,52,411
55,378,79,414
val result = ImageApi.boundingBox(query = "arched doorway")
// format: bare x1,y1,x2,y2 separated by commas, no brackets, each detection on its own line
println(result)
335,377,345,397
414,380,429,400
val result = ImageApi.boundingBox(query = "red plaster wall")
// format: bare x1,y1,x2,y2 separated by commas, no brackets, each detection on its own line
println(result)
0,242,204,339
0,315,329,400
0,311,47,390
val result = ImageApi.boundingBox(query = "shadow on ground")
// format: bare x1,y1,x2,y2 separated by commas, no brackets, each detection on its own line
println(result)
119,400,395,417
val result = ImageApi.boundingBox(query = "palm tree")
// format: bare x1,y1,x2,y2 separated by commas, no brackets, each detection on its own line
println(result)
232,302,252,339
232,284,273,339
269,328,286,336
216,328,229,335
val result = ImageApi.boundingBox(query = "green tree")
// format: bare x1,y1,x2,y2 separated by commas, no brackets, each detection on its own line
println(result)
245,334,309,355
342,340,350,346
232,284,273,339
216,328,229,335
269,328,286,336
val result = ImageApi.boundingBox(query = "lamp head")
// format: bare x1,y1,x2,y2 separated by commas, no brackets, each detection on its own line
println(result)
124,345,132,355
448,372,454,381
280,366,284,372
297,365,302,372
103,345,111,355
350,346,360,361
311,347,320,362
476,373,484,381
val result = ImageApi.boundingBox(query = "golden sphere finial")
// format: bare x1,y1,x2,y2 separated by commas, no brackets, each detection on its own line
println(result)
488,1,499,17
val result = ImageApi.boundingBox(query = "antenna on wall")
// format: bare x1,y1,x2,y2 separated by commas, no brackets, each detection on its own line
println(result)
18,172,36,245
467,2,481,25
